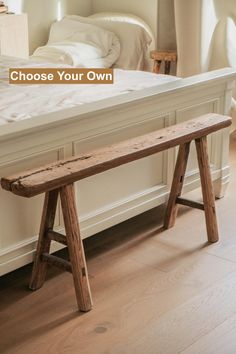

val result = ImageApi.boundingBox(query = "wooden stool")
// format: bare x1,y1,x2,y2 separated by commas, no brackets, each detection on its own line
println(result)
150,50,177,75
1,114,231,312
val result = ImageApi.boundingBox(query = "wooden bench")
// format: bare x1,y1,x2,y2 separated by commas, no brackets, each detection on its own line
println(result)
1,113,232,312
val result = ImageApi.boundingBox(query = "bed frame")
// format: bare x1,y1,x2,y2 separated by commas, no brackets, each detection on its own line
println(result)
1,68,236,275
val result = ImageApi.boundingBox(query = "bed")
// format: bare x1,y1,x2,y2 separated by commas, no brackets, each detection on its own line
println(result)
0,15,236,275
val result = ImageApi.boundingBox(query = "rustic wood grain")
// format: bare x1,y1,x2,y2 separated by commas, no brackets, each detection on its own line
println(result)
164,143,191,229
29,189,58,290
150,50,177,62
153,59,162,74
1,114,231,198
60,183,93,312
150,50,177,74
41,253,72,273
195,137,219,243
47,230,67,246
176,197,205,211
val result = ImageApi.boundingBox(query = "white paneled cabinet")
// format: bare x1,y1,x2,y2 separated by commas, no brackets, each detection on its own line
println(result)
0,14,29,58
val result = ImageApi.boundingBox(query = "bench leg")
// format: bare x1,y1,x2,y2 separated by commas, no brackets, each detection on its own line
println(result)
60,184,93,312
164,142,191,229
29,189,59,290
195,137,219,243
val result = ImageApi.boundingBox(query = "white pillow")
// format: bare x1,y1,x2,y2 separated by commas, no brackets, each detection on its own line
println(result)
66,15,152,71
32,17,120,68
89,12,155,47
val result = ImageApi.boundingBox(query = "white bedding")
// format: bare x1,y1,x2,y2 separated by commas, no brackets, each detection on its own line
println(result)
0,56,180,125
66,15,152,70
32,17,121,68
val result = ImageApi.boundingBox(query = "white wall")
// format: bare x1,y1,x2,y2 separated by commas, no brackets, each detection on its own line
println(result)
5,0,92,53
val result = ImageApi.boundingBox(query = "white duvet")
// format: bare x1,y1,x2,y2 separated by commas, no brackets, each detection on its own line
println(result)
0,56,180,125
32,17,121,68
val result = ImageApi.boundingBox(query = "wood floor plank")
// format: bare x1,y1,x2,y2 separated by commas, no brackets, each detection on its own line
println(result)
117,272,236,354
1,247,236,354
181,313,236,354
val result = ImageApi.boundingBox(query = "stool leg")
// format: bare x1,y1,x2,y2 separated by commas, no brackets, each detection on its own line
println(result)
153,60,162,74
195,137,219,243
164,142,191,229
165,61,171,75
60,184,93,312
29,189,59,290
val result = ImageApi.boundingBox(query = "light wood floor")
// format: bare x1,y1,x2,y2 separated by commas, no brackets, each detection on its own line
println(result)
1,139,236,354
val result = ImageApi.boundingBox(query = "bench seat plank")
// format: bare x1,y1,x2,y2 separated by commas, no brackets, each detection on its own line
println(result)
1,114,231,198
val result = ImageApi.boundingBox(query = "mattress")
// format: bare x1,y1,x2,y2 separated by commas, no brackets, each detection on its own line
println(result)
0,56,180,125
